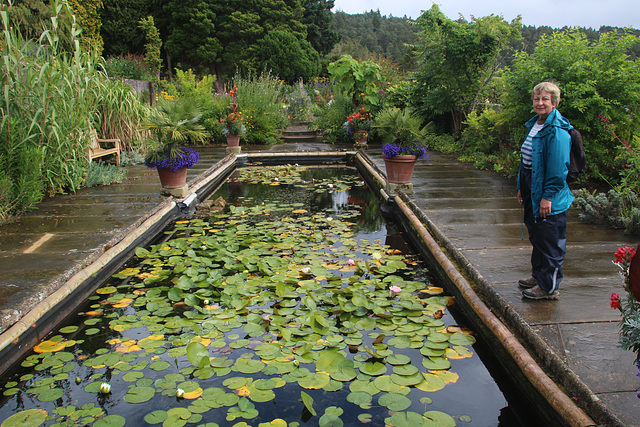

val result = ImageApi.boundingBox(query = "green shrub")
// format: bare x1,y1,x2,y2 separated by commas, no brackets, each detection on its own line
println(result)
429,133,462,154
311,92,353,143
233,72,288,144
615,135,640,195
120,149,146,166
103,54,154,80
0,121,45,224
457,150,521,179
462,109,511,154
84,162,127,187
573,188,640,235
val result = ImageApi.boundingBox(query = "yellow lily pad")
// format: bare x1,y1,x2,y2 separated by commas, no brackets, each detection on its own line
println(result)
33,340,66,353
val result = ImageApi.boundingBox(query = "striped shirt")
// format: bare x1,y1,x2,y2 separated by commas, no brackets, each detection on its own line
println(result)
521,123,544,167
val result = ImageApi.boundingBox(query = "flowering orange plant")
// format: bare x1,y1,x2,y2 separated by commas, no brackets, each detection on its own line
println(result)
220,88,246,136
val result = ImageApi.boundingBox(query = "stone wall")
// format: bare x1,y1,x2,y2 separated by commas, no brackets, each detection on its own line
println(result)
122,79,155,105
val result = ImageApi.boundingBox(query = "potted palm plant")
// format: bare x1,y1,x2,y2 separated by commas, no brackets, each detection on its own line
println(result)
142,99,208,190
373,107,429,184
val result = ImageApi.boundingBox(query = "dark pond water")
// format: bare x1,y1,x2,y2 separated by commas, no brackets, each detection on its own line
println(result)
0,166,545,426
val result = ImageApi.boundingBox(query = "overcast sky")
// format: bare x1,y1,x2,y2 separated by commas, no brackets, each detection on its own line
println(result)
331,0,640,29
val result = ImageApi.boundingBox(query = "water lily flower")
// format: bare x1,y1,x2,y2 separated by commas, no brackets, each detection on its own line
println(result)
372,251,382,260
176,388,184,398
203,299,210,305
100,383,111,394
348,259,355,266
388,285,402,298
326,217,333,222
300,267,311,274
328,183,333,188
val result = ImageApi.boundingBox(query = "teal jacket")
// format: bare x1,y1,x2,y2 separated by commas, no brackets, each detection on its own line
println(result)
517,108,574,217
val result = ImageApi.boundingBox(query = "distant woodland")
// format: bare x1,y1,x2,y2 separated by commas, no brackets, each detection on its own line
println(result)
330,10,640,64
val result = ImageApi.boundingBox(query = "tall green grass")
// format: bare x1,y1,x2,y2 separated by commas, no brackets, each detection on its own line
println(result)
0,0,149,224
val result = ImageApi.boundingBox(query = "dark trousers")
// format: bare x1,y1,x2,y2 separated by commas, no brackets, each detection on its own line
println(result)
520,168,567,293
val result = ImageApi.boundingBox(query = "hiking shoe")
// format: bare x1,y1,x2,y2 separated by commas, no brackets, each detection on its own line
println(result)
522,285,559,300
518,276,537,288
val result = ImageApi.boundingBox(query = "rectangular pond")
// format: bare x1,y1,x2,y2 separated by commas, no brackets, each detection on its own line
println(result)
0,165,549,426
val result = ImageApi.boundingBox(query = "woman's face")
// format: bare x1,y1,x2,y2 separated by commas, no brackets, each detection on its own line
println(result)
533,90,556,121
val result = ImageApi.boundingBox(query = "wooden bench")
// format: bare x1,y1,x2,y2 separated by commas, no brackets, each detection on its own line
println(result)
87,129,121,166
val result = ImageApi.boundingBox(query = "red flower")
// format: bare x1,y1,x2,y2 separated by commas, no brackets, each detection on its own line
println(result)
610,292,621,310
614,246,636,265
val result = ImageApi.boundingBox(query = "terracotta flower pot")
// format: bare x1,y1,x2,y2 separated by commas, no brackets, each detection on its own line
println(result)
226,134,240,147
156,167,188,188
355,130,368,145
383,155,418,184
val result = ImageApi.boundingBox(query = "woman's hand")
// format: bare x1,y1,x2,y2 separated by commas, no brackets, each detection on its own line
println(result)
517,190,523,205
539,198,552,218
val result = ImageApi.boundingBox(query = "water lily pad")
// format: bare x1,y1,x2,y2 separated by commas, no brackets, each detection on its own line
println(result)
385,354,411,365
427,331,450,343
423,410,456,426
124,386,155,403
298,372,330,389
415,373,446,392
234,357,265,374
36,388,64,402
149,360,170,371
1,408,47,426
33,340,66,353
373,375,404,393
346,391,372,407
359,361,387,376
378,392,412,411
386,411,425,426
422,356,451,371
420,346,446,357
448,332,476,346
446,346,473,359
96,286,117,295
297,391,315,417
93,414,126,427
393,364,419,376
226,397,258,421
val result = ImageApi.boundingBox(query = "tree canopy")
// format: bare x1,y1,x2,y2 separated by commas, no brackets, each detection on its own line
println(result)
410,4,522,134
503,29,640,178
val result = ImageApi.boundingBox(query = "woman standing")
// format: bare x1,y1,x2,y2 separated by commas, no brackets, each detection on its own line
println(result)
516,82,574,300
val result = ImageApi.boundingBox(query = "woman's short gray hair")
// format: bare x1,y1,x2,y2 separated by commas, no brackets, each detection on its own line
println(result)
532,82,561,106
